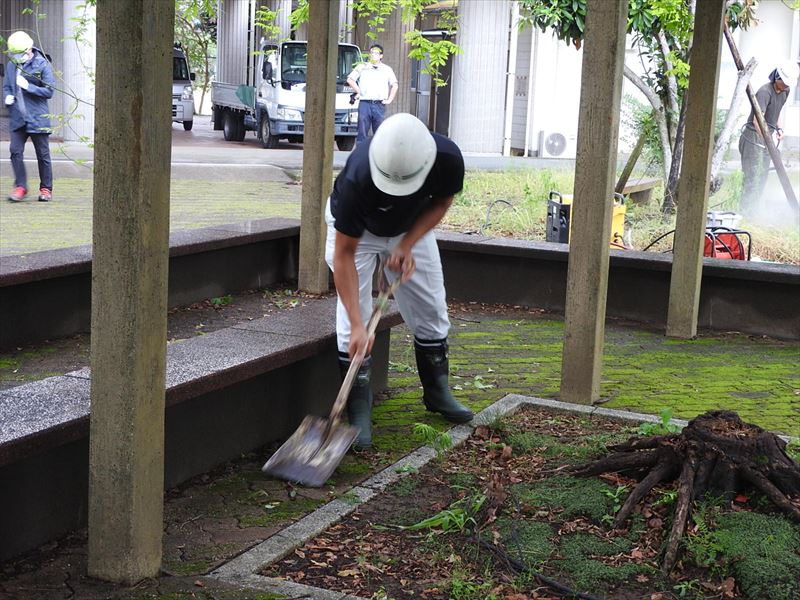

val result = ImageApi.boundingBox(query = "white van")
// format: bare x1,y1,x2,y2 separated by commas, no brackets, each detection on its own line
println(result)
173,43,195,131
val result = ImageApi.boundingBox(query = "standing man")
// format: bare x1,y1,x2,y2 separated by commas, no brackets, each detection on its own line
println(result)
3,30,55,202
347,44,398,146
325,113,473,450
738,60,799,215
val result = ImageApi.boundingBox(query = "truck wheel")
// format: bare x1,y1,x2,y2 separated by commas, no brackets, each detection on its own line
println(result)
223,112,245,142
336,136,355,151
183,120,193,131
260,116,279,149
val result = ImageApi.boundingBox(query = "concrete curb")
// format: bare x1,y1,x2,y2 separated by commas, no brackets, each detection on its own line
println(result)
206,394,796,595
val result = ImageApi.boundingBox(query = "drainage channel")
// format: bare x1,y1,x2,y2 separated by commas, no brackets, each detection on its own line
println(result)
205,394,794,598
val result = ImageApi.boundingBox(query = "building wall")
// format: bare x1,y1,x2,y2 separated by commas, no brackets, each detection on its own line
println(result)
449,0,510,153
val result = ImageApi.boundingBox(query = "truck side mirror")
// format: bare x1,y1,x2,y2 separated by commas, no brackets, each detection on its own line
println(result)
190,72,196,81
263,61,273,82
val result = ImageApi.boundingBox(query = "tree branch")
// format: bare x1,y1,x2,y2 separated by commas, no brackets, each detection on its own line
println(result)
624,64,673,182
709,57,756,189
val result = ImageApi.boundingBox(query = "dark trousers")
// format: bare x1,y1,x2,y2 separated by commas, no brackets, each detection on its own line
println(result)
738,128,769,215
9,129,52,191
356,101,386,143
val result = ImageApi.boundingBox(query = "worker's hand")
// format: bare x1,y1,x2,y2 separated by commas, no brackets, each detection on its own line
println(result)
4,95,14,106
387,246,415,282
348,323,373,360
382,98,391,105
776,127,784,141
16,74,29,90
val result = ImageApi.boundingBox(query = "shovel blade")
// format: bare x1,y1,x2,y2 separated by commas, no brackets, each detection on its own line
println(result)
261,416,359,487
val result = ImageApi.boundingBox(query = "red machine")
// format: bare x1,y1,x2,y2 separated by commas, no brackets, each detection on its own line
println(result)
703,227,751,261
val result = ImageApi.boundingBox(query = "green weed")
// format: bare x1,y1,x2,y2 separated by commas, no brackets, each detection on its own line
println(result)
210,294,233,307
637,408,682,436
413,422,453,459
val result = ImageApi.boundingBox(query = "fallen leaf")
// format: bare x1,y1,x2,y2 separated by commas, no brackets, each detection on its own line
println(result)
735,494,749,503
193,580,205,587
294,549,305,558
650,594,664,600
337,569,359,577
636,574,649,583
720,577,736,597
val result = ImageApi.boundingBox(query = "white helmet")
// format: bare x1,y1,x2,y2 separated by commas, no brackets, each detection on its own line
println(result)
368,113,437,196
7,31,33,54
776,60,799,86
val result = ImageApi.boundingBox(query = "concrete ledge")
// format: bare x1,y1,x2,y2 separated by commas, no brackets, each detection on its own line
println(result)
0,218,301,349
1,225,798,349
0,297,403,561
437,233,800,339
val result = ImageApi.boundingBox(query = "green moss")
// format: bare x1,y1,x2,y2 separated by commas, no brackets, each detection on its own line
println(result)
712,512,800,600
510,476,616,522
237,496,322,527
495,518,555,568
333,461,372,477
559,557,647,592
161,559,215,576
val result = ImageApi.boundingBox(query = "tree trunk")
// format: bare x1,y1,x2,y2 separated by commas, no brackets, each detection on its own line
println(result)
571,410,800,573
623,65,672,186
662,96,688,215
709,58,756,194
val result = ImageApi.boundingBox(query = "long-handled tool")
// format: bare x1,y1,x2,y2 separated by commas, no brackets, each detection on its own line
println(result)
262,269,401,487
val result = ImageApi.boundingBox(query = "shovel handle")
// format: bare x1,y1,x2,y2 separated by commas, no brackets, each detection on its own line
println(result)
328,276,401,423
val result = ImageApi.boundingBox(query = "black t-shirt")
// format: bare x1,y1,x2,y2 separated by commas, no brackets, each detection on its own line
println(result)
330,132,464,237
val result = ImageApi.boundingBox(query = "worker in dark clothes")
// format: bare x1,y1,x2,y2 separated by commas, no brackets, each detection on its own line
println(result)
325,113,473,449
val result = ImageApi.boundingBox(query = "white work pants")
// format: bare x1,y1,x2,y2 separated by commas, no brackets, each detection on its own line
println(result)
325,200,451,354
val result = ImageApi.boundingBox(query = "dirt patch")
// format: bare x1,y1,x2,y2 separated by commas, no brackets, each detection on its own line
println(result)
264,407,800,600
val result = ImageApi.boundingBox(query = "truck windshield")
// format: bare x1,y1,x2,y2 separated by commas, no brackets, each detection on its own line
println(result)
280,43,362,85
173,57,190,81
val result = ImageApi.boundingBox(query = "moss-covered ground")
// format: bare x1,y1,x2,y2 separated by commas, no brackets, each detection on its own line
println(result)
377,311,799,443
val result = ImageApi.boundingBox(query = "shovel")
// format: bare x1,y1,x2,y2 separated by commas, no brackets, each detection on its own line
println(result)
262,270,401,487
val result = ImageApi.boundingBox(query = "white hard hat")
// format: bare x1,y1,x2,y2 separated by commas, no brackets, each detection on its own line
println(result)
368,113,437,196
7,31,33,54
776,60,799,85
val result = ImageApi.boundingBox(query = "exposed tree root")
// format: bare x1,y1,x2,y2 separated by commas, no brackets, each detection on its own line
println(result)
570,410,800,573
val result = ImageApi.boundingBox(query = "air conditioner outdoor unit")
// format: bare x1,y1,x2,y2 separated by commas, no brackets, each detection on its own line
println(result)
539,130,577,159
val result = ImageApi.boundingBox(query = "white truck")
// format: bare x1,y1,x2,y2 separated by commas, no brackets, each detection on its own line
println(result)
173,43,195,131
211,40,361,150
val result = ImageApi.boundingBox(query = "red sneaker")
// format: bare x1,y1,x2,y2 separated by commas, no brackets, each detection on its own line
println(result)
38,188,52,202
7,186,27,202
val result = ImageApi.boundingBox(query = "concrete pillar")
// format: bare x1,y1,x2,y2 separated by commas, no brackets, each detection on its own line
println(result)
560,0,628,404
666,0,726,339
298,0,338,294
87,0,173,584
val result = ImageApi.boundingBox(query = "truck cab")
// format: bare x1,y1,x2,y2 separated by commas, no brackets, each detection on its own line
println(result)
256,41,360,150
173,43,195,131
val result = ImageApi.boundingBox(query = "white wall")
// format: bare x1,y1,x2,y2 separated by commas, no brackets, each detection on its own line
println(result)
449,0,511,153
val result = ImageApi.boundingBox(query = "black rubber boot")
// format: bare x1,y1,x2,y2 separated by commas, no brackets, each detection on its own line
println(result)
339,355,373,449
414,339,474,423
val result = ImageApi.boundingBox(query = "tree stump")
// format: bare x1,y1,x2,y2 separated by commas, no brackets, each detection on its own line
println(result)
570,410,800,573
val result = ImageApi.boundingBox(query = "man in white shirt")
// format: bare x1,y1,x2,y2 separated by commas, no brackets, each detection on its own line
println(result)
347,44,398,145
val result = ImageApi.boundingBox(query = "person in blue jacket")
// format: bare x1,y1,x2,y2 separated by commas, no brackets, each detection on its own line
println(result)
3,31,55,202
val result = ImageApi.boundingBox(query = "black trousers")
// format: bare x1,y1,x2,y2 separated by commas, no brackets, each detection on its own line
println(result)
9,128,52,191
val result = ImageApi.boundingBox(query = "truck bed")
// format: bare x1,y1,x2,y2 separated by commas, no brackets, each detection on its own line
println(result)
210,82,254,112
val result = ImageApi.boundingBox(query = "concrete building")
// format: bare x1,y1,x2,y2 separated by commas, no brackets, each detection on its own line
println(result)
1,0,797,152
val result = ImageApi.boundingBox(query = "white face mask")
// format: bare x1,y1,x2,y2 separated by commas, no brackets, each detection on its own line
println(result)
9,51,29,64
